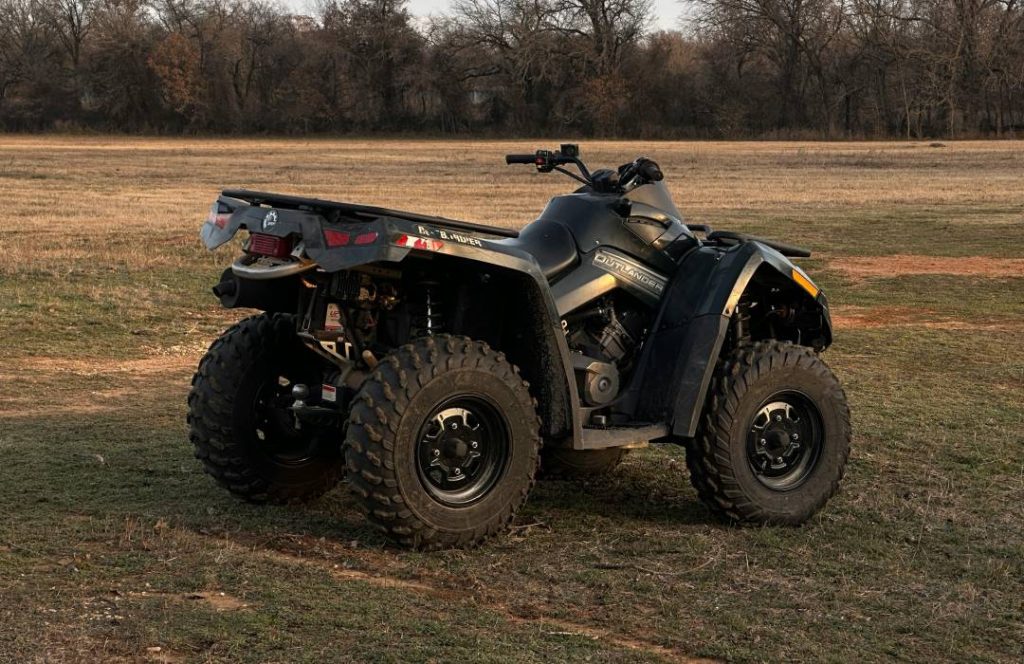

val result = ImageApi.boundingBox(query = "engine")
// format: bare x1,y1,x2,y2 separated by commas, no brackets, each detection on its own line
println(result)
565,294,648,407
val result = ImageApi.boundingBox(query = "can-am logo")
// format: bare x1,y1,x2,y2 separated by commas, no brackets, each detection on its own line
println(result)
263,209,278,230
593,249,666,298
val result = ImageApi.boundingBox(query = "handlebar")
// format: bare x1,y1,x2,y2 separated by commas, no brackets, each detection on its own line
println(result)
505,145,664,193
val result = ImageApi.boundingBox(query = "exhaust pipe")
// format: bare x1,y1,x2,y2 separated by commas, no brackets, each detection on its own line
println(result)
212,268,299,313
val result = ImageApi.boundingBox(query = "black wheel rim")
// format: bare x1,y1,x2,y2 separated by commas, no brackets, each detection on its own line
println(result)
252,373,319,465
415,395,511,507
746,391,824,491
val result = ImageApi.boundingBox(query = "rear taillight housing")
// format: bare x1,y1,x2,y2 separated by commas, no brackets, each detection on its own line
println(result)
324,228,378,248
248,233,293,258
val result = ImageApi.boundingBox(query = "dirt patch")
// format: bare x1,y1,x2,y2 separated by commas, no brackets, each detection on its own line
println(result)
330,566,436,592
504,611,717,663
180,529,444,595
831,305,1024,331
831,305,925,329
10,354,197,378
144,646,186,663
828,255,1024,279
184,591,249,612
0,354,198,418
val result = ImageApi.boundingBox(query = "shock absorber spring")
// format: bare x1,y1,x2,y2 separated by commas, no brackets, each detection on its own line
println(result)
412,280,444,337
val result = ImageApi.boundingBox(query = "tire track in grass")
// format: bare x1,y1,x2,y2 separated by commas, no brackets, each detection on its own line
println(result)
179,528,716,663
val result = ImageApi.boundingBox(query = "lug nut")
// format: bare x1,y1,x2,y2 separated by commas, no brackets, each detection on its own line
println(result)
454,467,461,475
470,441,478,449
792,433,799,441
433,449,440,457
775,415,783,422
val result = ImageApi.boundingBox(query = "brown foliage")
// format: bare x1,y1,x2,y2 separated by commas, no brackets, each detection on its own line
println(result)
148,32,200,115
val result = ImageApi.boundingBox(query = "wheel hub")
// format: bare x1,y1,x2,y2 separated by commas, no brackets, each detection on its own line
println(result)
747,394,823,490
426,408,483,483
252,374,322,464
417,398,510,506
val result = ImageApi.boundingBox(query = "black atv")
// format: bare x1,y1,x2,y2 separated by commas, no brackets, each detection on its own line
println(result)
188,145,850,549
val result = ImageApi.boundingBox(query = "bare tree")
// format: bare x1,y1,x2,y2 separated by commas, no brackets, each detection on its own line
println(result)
1,0,1022,135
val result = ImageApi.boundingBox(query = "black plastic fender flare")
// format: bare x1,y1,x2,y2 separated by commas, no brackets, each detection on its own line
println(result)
628,241,832,438
201,197,583,449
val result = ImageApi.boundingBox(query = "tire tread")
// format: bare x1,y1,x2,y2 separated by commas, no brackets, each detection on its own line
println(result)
686,340,851,525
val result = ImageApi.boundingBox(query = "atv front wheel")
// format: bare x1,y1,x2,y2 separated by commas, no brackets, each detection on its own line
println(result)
687,341,850,525
345,335,541,549
187,313,343,504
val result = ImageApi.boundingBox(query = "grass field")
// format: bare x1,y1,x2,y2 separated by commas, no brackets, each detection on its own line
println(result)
0,137,1022,663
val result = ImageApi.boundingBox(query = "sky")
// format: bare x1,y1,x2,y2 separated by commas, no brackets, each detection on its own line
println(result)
285,0,687,32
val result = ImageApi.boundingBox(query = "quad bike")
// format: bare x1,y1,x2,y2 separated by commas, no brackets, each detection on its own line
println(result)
188,145,850,549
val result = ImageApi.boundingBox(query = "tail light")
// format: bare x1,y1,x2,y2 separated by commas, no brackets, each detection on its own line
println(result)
324,229,379,248
248,233,293,258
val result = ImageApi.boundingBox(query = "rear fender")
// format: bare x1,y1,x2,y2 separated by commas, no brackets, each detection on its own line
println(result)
202,197,582,448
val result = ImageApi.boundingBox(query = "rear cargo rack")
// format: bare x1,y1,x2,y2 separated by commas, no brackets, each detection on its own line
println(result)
222,189,520,239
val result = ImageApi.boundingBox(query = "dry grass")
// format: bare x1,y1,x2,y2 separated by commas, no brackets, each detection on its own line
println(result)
1,137,1022,663
3,137,1022,219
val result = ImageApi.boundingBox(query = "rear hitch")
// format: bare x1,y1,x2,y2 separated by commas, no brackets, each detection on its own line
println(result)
288,383,345,426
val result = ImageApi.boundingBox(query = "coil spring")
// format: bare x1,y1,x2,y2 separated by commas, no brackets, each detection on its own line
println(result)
412,280,444,336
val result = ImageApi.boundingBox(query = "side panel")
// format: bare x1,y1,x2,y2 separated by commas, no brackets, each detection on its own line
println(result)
550,247,669,315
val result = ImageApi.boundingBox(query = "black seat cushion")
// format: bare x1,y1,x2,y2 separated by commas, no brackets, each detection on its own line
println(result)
496,219,579,280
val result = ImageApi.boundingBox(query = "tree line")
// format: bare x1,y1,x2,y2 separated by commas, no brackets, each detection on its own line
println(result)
1,0,1022,137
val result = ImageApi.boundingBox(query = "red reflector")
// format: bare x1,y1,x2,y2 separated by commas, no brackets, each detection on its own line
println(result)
354,231,379,245
249,233,292,258
324,229,351,247
206,202,232,229
394,234,444,252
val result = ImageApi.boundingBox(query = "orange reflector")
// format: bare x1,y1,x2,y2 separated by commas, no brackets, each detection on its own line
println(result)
792,269,819,298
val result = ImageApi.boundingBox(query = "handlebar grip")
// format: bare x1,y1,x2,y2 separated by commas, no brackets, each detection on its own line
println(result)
638,159,664,182
505,154,537,165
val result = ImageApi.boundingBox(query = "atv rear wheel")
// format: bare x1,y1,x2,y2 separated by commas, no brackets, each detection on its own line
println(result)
187,313,343,504
687,340,850,525
540,447,627,478
344,335,541,550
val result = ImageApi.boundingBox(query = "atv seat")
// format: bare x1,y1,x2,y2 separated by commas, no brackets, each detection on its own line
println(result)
496,219,579,280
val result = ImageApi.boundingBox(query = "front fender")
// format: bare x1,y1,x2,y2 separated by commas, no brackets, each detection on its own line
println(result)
629,241,832,438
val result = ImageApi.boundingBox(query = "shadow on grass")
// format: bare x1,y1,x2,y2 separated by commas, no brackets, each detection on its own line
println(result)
0,409,717,554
